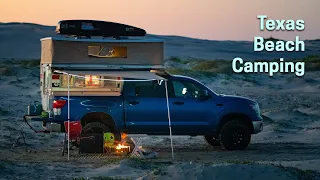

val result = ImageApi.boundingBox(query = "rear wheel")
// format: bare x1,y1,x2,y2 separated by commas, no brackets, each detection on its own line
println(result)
81,121,121,140
204,135,220,146
218,120,251,151
81,122,111,135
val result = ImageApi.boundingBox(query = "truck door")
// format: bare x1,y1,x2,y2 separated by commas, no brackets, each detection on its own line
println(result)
124,80,169,134
168,79,216,135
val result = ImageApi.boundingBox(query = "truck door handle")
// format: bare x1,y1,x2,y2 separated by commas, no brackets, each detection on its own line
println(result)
173,101,184,105
129,100,139,105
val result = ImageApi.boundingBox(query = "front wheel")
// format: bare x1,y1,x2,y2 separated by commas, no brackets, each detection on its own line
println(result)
218,120,251,150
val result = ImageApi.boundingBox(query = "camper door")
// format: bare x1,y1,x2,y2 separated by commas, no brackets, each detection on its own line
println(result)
41,65,52,111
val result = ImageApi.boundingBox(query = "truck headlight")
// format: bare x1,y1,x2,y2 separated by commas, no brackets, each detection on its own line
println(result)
249,103,260,115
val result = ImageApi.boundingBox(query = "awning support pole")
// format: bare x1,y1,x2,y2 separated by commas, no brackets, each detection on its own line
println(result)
165,80,174,160
67,74,70,161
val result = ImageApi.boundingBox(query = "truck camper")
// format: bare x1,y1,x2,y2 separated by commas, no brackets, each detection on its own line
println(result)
25,20,263,151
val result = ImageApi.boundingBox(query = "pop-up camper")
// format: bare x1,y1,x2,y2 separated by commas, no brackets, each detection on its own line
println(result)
40,35,165,113
28,20,167,132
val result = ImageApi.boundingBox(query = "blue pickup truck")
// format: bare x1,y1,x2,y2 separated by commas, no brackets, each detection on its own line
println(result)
48,73,263,151
30,21,263,151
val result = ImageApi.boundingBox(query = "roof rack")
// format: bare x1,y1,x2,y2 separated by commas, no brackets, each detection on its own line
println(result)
56,20,146,39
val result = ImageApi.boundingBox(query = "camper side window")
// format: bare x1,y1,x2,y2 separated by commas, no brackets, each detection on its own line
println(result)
88,46,127,58
61,75,74,88
85,75,101,87
74,77,85,87
57,74,120,90
103,76,120,88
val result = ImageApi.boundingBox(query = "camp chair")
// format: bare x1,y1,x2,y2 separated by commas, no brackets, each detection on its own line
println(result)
130,137,143,158
130,136,158,159
62,121,82,156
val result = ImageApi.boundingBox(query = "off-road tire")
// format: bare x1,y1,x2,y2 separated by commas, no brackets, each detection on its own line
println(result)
81,121,121,141
218,120,251,150
81,122,111,135
204,135,220,146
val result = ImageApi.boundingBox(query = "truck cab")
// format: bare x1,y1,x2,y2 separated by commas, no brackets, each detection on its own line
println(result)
123,75,263,136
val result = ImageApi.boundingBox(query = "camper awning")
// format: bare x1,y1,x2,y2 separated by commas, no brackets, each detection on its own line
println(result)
54,70,166,80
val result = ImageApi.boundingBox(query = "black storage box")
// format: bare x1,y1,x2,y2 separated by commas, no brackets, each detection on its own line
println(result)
56,20,146,37
79,133,103,154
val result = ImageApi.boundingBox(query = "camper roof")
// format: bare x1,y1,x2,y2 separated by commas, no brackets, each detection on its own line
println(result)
40,36,164,43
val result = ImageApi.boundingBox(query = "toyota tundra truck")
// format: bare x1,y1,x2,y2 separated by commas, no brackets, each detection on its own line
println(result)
25,20,263,151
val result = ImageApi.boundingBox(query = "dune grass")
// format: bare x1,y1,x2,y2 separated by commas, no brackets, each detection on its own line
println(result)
301,55,320,71
73,177,129,180
1,59,40,66
0,162,5,169
165,67,217,78
0,107,10,116
167,56,190,64
165,57,233,78
0,59,40,76
0,66,16,76
17,59,40,68
225,160,252,164
166,55,320,78
190,60,233,73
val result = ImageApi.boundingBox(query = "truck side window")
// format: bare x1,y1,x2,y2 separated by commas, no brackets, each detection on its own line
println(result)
172,81,188,98
172,80,208,99
134,81,165,97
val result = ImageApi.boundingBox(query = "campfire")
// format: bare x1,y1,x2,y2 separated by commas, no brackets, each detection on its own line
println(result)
115,143,131,153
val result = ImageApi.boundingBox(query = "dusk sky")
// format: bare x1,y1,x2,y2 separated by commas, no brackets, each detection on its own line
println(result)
1,0,319,40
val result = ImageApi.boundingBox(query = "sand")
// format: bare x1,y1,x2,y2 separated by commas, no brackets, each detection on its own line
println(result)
0,23,320,179
0,60,320,179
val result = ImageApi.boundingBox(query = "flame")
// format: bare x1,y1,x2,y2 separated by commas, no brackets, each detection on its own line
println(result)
121,133,127,140
116,144,129,150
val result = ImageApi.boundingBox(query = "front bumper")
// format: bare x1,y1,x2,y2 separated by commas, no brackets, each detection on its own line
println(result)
252,120,263,134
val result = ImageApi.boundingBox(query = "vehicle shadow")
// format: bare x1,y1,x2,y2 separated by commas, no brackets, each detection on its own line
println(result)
150,142,320,162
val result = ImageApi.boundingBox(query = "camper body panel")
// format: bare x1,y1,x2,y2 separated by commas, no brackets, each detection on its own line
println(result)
40,37,164,66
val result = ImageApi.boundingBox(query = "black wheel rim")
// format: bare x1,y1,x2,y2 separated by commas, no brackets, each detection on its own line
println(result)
224,127,247,149
232,132,244,145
